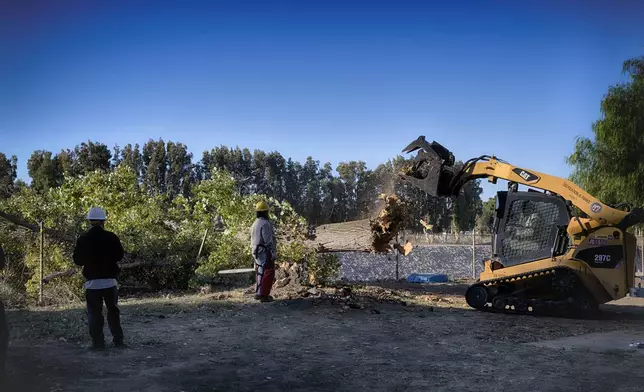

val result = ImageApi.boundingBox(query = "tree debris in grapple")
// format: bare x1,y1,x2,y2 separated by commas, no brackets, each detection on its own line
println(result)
369,194,413,253
307,193,414,254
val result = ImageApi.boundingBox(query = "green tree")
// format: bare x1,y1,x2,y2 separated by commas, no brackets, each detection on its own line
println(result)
54,148,77,180
74,141,112,174
166,141,195,199
251,149,269,195
319,162,340,223
190,168,308,279
451,178,483,232
284,158,303,210
142,139,168,195
356,162,378,219
0,153,17,199
1,165,179,299
476,196,497,233
301,157,322,223
27,150,59,192
203,146,253,194
336,161,378,221
112,145,122,167
119,143,144,180
567,56,644,207
265,151,286,200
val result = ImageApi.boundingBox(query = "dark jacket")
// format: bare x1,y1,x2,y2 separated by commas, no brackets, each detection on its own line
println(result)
73,226,124,281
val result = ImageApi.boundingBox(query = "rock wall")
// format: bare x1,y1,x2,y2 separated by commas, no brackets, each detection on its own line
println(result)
336,245,644,282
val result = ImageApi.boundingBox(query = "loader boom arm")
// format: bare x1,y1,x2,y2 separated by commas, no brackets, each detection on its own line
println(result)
400,135,644,229
462,159,627,225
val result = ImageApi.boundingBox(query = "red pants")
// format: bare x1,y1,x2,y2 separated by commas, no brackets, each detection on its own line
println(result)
256,261,275,297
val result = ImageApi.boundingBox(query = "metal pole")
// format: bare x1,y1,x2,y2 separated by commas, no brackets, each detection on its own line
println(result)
196,227,210,262
472,230,476,279
39,221,44,306
640,229,643,278
395,234,400,281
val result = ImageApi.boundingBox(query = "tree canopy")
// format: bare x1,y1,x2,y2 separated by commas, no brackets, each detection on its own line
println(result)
7,138,484,232
0,136,486,303
567,56,644,207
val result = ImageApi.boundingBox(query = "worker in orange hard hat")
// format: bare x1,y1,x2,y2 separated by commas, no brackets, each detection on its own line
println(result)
250,201,277,302
73,207,126,350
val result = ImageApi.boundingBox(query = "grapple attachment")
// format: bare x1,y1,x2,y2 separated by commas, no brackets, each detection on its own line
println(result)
399,136,459,198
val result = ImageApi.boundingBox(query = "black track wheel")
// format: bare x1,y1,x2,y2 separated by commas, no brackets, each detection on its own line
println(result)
465,285,489,309
572,295,600,319
492,296,506,310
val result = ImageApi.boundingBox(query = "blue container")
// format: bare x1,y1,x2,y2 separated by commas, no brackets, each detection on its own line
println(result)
407,273,449,284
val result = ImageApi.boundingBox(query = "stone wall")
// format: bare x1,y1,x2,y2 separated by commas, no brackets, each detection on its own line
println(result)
336,245,644,282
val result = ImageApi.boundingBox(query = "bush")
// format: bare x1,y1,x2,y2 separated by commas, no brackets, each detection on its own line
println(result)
0,166,316,302
307,253,341,285
25,243,85,303
0,222,29,305
193,234,253,285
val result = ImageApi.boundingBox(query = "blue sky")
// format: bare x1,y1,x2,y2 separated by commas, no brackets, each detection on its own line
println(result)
1,0,643,199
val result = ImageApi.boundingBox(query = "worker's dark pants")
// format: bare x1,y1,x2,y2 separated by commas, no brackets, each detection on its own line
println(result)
85,287,123,345
0,299,8,383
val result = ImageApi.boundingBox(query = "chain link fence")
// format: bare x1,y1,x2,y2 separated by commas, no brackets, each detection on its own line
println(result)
336,231,644,282
402,231,492,246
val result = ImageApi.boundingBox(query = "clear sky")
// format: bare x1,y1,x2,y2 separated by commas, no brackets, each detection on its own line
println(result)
1,0,643,199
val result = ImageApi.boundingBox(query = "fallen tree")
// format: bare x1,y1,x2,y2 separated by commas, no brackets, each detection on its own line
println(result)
307,194,414,255
0,208,197,284
0,210,75,242
41,259,200,284
7,193,415,287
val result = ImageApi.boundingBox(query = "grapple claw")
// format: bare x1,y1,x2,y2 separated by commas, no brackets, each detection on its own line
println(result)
398,136,458,198
401,136,455,165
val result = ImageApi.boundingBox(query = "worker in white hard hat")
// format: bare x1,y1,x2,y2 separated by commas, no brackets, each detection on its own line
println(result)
250,201,277,302
73,207,126,350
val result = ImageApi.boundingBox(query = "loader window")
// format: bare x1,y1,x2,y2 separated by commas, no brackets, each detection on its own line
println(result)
496,194,569,267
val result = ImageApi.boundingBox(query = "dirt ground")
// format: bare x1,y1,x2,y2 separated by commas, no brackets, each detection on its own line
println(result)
5,283,644,392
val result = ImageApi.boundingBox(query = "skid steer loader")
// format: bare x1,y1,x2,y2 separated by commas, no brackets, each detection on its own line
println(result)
400,136,644,317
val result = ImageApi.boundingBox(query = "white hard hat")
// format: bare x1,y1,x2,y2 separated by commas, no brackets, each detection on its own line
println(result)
87,207,107,221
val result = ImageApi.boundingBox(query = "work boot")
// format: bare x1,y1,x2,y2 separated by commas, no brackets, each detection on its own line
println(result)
113,340,127,349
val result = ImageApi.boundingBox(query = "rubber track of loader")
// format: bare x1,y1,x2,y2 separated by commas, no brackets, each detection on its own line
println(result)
466,266,598,318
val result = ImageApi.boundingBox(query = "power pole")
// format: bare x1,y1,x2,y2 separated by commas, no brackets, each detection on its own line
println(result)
472,230,476,279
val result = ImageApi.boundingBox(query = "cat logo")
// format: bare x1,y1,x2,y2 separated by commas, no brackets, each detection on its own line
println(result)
512,168,540,183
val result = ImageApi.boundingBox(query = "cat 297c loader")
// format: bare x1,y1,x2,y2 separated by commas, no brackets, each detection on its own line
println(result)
400,136,644,317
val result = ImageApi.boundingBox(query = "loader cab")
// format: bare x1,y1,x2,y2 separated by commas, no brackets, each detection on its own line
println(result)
492,188,571,267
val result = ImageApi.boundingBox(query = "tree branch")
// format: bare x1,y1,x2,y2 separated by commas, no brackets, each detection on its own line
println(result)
42,260,199,284
0,210,75,242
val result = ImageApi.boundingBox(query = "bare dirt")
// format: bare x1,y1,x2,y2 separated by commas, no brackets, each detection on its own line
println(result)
5,284,644,392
